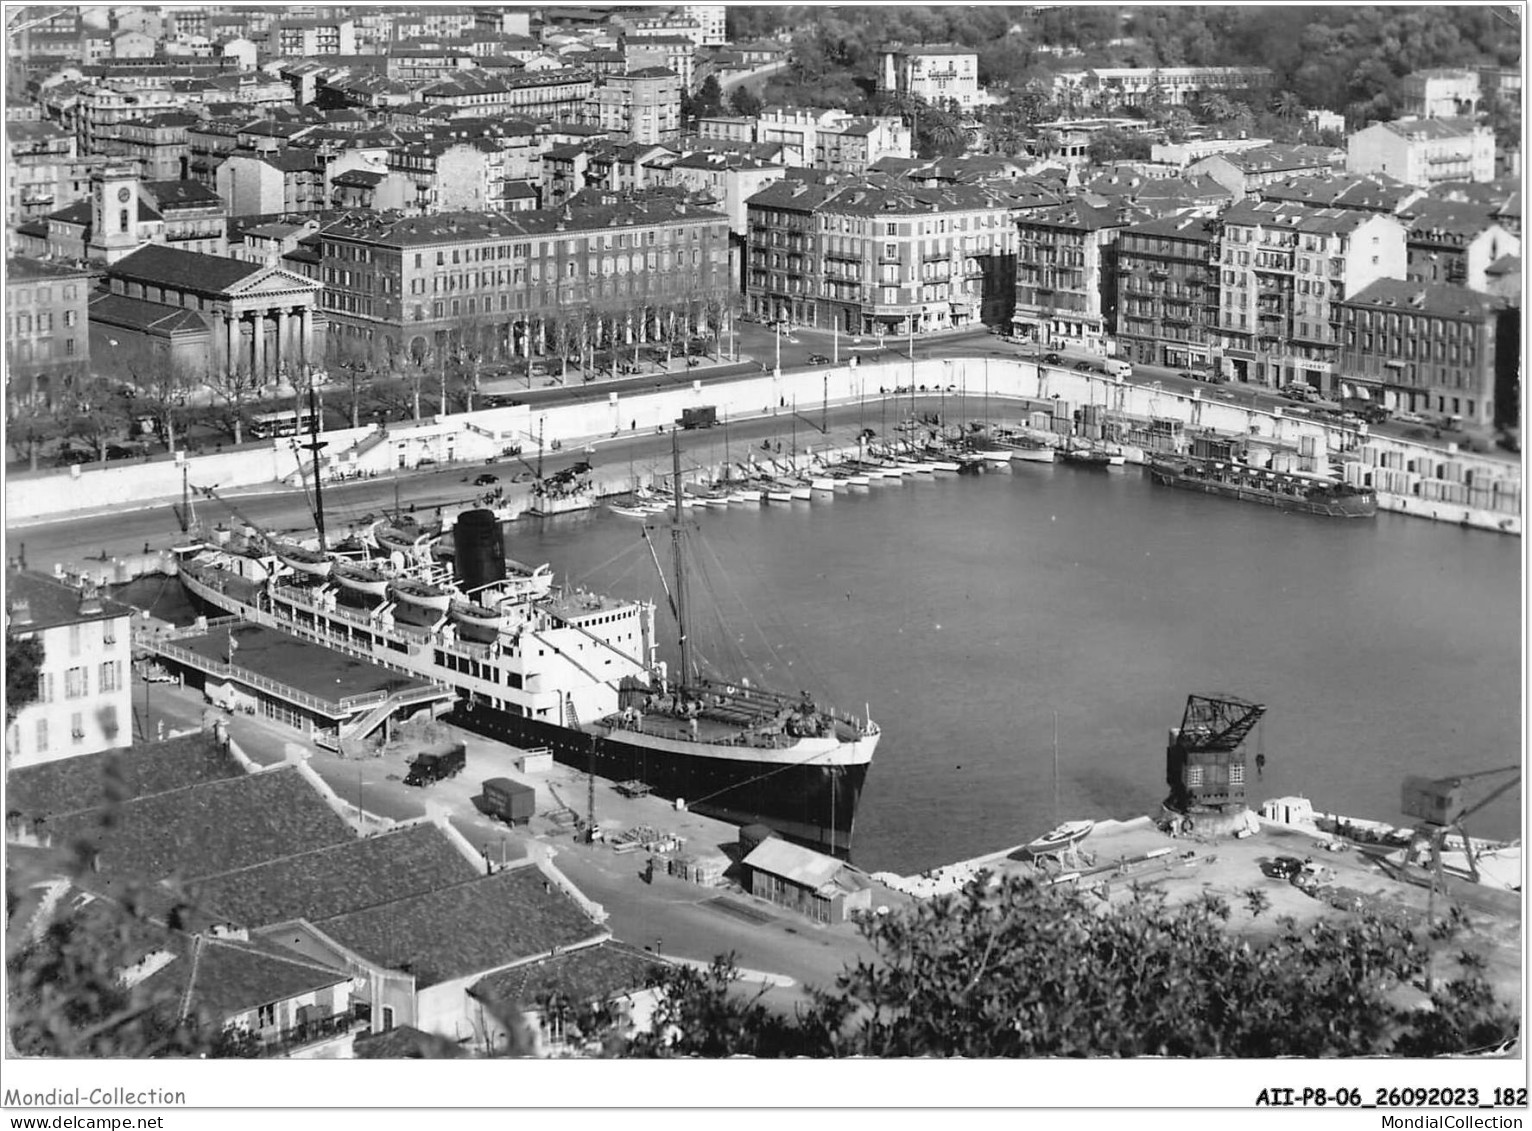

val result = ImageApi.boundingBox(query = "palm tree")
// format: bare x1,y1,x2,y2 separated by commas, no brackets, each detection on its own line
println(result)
1271,90,1304,120
1201,92,1236,123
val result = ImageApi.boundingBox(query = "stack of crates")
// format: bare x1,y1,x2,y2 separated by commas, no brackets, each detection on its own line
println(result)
666,852,727,887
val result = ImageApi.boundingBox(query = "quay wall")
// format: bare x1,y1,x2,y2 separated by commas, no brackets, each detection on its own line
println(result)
7,358,1520,535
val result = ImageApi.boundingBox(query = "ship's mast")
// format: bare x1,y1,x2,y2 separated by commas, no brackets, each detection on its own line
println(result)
300,379,328,549
669,431,692,690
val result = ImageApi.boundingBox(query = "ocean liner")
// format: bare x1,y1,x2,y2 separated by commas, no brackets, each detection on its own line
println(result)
176,439,879,856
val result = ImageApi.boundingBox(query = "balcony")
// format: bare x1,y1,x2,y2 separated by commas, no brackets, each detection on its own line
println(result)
247,1011,364,1059
877,255,901,265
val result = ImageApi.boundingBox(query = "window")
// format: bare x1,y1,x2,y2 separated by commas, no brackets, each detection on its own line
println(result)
71,712,84,741
100,660,121,693
36,672,53,703
65,666,87,699
35,718,48,752
257,1003,276,1029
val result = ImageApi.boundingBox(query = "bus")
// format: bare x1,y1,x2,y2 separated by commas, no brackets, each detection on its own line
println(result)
249,406,318,440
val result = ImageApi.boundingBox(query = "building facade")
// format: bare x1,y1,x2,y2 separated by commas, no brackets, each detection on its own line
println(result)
586,69,681,145
1114,215,1222,371
878,45,981,110
747,176,1017,334
1053,66,1273,111
1347,118,1496,188
5,257,94,391
316,195,731,370
1397,69,1481,119
5,572,133,769
1334,279,1504,426
1012,200,1132,353
1216,202,1408,390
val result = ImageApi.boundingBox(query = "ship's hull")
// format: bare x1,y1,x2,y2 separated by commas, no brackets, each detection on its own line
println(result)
178,556,875,857
1147,464,1378,518
447,701,871,858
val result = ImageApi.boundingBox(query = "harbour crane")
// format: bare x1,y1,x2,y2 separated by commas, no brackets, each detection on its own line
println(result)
1165,693,1267,818
1398,763,1520,991
1401,764,1521,885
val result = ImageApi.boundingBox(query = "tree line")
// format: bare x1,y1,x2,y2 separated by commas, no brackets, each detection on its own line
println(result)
8,847,1517,1059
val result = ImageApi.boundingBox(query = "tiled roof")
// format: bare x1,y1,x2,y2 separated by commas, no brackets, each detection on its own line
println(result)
191,823,480,928
1342,278,1499,319
1122,213,1221,242
316,865,603,988
4,570,131,635
4,256,93,282
1403,198,1505,240
332,169,385,187
139,932,350,1020
469,941,659,1011
46,766,355,883
320,195,724,248
142,180,225,209
108,245,262,293
1378,116,1483,141
6,732,245,821
353,1025,467,1059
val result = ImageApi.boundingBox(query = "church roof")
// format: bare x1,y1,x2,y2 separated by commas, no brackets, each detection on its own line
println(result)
108,245,262,293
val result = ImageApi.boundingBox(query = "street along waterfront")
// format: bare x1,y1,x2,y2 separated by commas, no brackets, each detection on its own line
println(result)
516,461,1521,876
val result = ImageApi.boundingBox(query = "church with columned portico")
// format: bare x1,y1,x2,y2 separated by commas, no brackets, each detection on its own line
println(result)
88,243,324,386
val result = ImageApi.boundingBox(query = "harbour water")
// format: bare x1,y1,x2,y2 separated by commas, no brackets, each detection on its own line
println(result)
118,463,1521,876
518,464,1522,875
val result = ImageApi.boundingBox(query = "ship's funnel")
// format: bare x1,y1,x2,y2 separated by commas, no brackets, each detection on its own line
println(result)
453,509,505,594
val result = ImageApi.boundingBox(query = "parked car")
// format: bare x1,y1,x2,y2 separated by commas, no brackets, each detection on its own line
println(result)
473,473,499,486
1394,411,1427,425
1176,370,1198,382
1263,855,1307,880
1072,360,1095,372
807,353,830,365
1042,352,1063,366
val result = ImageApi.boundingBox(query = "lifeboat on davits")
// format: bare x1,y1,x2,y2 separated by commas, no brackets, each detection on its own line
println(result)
390,577,452,613
375,521,441,559
272,541,332,580
332,560,391,599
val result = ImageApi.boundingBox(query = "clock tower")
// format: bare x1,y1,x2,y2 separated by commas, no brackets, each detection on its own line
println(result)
88,165,144,264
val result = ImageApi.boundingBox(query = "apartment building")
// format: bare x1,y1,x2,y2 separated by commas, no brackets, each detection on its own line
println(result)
267,17,357,58
388,138,503,213
586,69,681,145
1114,215,1222,372
1334,279,1507,426
6,119,108,229
1347,118,1496,188
1216,201,1409,390
746,175,1018,334
1054,66,1273,111
420,67,595,120
316,194,731,368
680,5,727,47
94,111,198,180
5,257,93,386
1397,69,1481,119
1185,144,1341,201
622,35,696,91
878,45,981,110
1012,199,1136,353
5,572,133,769
1403,199,1521,292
